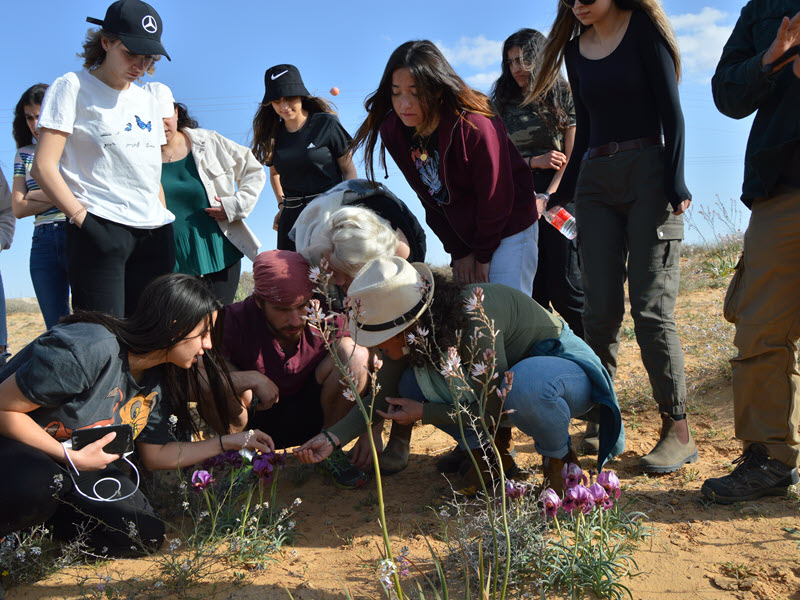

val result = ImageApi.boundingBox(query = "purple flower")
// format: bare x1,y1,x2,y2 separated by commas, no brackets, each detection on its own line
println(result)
561,462,588,489
563,484,591,514
597,470,621,501
221,450,244,469
541,488,561,517
252,451,286,484
504,479,526,499
587,483,613,511
191,470,214,492
201,454,226,471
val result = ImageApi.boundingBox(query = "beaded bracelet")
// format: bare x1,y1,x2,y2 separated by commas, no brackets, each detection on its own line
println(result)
321,429,340,448
218,435,225,453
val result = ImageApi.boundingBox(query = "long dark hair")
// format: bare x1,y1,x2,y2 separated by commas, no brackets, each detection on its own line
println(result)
491,29,570,135
529,0,681,103
251,96,336,164
408,271,469,369
61,274,234,439
351,40,495,183
13,84,48,149
175,102,199,130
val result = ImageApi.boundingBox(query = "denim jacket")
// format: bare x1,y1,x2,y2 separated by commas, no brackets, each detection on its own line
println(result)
712,0,800,206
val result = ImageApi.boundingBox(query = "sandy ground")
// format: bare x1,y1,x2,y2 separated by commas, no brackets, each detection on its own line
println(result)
4,285,800,600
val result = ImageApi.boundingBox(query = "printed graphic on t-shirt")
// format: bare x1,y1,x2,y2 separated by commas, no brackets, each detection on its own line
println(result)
41,388,158,441
412,148,448,205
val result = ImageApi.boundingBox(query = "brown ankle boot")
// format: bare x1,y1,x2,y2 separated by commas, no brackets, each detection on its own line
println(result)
436,446,468,473
379,422,412,475
541,447,580,496
579,421,600,455
639,413,698,473
494,427,519,478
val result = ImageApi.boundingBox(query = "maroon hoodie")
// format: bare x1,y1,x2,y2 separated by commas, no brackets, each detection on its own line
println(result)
380,109,537,263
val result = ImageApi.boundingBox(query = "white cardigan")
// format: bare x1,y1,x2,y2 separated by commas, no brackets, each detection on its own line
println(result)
183,128,265,260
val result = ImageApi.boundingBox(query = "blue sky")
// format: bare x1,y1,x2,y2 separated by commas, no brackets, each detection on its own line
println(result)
0,0,752,298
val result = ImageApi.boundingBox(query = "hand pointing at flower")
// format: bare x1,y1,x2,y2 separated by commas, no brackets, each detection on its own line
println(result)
376,397,424,426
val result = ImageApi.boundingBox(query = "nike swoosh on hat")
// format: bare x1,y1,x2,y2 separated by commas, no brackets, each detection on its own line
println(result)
271,70,289,80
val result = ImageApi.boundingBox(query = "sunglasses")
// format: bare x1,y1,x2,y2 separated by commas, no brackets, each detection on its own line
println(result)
561,0,597,7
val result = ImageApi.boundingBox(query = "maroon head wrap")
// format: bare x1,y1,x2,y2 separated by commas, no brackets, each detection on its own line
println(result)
252,250,314,306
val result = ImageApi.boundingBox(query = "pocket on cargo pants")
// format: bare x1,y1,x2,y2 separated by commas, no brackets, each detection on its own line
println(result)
723,254,744,324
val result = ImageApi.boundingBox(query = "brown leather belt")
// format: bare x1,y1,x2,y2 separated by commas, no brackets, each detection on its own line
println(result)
583,135,662,160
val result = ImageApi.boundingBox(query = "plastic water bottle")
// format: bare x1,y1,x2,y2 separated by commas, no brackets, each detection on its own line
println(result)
538,193,577,240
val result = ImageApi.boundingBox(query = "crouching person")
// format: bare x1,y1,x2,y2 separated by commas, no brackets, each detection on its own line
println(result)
218,250,371,489
0,274,274,556
295,257,624,496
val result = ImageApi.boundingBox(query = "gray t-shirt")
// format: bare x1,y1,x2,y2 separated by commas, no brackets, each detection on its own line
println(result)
0,323,171,445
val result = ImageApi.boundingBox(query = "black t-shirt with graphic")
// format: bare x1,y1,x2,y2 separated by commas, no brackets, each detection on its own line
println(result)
403,126,449,206
0,323,172,445
268,112,352,198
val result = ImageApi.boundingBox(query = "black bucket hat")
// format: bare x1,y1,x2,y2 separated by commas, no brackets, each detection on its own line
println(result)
87,0,170,61
262,64,310,104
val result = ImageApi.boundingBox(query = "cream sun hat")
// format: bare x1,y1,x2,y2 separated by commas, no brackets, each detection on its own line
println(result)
346,256,434,348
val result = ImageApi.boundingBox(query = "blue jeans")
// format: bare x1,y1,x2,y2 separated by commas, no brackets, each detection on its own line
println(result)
30,222,71,329
397,368,483,450
504,356,594,458
488,222,538,295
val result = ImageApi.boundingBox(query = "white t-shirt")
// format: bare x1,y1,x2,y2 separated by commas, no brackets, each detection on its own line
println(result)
38,70,174,228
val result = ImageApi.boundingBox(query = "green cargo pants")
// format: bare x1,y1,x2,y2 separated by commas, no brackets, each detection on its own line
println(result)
724,185,800,468
574,145,686,416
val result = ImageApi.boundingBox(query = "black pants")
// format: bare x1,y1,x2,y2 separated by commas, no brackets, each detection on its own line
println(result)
277,197,316,251
249,376,324,449
0,437,164,556
66,214,175,317
199,259,241,305
532,170,585,338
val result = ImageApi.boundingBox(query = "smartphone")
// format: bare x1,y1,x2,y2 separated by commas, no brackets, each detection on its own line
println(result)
71,424,134,455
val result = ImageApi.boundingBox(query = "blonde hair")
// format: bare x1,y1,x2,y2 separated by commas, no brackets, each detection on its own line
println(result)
527,0,681,104
303,206,399,278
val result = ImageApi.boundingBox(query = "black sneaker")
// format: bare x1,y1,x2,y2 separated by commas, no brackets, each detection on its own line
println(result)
316,448,368,490
701,443,799,504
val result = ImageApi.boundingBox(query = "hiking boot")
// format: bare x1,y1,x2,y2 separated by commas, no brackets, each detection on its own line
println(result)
316,448,368,490
701,443,800,504
639,413,698,473
379,423,412,476
495,426,519,479
541,447,580,496
579,421,600,455
436,446,468,473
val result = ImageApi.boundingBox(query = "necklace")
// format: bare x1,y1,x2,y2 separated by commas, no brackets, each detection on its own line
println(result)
413,132,434,162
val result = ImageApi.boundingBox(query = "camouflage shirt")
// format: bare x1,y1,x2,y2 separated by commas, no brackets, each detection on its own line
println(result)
498,85,576,159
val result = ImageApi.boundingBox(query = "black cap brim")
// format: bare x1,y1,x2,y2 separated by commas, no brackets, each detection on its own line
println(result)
118,32,171,60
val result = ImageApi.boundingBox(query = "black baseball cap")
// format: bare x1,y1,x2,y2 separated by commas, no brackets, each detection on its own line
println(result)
262,65,310,104
87,0,170,61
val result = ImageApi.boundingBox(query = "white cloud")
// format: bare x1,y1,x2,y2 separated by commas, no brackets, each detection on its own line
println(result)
670,7,735,81
435,36,503,70
466,71,501,91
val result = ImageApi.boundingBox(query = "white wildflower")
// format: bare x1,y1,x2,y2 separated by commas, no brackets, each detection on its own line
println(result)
168,414,178,426
470,361,488,380
439,347,462,378
308,265,322,283
293,497,302,506
464,286,484,313
342,388,357,402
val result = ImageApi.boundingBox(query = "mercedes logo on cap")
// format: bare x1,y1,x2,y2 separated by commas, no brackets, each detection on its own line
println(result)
142,15,158,33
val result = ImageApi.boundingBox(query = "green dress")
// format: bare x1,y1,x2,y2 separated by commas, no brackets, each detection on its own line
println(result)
161,154,243,276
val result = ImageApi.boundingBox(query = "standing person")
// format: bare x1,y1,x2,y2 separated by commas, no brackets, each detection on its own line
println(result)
530,0,696,473
251,64,357,251
31,0,175,318
351,40,538,294
147,82,265,305
0,170,15,367
0,273,275,556
702,3,800,503
491,28,585,338
11,83,71,330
